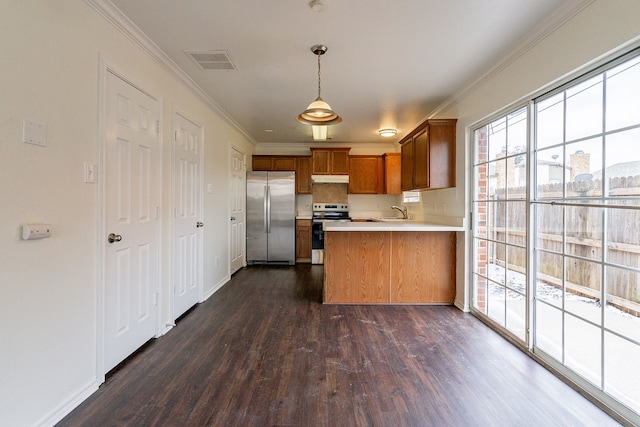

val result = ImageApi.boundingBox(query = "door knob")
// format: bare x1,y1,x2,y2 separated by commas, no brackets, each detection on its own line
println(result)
230,216,236,221
196,222,204,228
107,233,122,243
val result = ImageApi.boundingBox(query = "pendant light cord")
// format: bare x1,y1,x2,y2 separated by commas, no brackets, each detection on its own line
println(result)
317,54,322,99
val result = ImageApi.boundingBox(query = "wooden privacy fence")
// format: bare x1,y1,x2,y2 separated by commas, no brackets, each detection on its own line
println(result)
489,175,640,315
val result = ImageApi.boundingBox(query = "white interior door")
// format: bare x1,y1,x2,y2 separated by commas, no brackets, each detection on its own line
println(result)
104,71,160,373
230,147,246,274
172,111,203,319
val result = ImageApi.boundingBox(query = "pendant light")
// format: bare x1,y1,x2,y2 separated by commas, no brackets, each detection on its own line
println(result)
296,44,342,126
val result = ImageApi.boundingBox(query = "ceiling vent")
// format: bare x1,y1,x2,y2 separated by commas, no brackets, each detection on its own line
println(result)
185,50,237,70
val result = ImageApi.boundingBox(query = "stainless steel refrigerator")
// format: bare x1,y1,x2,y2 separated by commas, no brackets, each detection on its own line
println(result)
246,171,296,264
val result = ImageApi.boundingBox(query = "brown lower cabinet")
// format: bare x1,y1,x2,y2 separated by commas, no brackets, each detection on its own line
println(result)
324,231,456,304
295,219,312,263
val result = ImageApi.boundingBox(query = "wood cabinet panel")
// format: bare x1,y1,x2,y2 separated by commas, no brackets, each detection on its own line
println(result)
311,148,350,175
295,219,312,262
428,121,456,189
324,231,390,303
390,232,456,303
252,155,296,171
401,141,413,191
412,128,429,189
296,157,312,194
383,153,401,194
252,155,275,171
349,156,383,194
331,150,349,174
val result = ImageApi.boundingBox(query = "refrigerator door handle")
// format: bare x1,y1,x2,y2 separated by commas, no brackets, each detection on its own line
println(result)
266,185,271,234
263,185,268,233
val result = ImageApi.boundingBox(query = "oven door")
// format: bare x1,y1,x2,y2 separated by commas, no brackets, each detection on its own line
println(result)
311,221,324,264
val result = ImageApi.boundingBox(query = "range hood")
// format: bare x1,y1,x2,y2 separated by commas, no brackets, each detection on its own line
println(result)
311,175,349,184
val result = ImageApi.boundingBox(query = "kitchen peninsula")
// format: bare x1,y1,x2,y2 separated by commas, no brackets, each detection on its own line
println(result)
323,221,464,304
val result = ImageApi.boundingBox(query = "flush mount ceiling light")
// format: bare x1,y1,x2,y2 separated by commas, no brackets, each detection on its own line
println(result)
379,128,397,137
296,44,342,126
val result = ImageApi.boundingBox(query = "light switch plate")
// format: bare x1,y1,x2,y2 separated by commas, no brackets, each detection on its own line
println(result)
84,162,96,183
22,119,47,147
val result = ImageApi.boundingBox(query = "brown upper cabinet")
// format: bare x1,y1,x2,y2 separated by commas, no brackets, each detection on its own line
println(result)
310,148,350,175
349,156,384,194
383,153,402,194
296,156,312,194
348,154,401,194
252,155,296,171
400,119,457,191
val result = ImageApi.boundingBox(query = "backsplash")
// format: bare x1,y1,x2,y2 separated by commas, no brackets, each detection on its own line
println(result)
312,183,348,203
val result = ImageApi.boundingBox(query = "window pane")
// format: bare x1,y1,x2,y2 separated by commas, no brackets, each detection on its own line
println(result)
536,146,565,190
536,93,564,149
605,266,640,344
565,257,602,325
506,107,528,154
507,201,527,245
488,242,506,283
607,200,640,268
606,55,640,132
565,314,601,386
565,205,602,261
488,280,506,327
506,155,527,195
506,288,526,341
487,117,507,161
605,127,640,197
565,137,604,191
535,302,563,361
536,203,564,253
604,333,640,414
489,201,506,243
566,75,603,141
536,251,563,309
506,246,527,293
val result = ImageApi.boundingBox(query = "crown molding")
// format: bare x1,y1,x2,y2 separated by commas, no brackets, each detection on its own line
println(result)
428,0,595,119
84,0,257,145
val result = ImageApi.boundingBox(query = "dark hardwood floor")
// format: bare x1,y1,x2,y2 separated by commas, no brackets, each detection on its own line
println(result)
59,265,620,426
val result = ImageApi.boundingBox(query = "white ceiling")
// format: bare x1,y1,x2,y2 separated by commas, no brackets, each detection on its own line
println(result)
106,0,577,146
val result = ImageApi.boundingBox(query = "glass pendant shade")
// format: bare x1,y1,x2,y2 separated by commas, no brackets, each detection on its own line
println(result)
297,97,342,125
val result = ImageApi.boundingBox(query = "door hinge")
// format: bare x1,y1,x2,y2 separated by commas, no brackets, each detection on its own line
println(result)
156,121,160,134
154,293,159,306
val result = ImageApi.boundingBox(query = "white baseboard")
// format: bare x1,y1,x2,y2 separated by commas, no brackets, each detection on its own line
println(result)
33,379,99,427
203,274,230,301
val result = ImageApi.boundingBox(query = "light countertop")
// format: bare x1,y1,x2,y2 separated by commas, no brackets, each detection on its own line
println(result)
323,221,465,232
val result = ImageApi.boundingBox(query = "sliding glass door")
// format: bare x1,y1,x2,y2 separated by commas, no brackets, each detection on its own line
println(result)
471,49,640,419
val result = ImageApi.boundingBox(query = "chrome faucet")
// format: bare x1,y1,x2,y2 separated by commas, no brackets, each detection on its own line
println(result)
391,205,408,219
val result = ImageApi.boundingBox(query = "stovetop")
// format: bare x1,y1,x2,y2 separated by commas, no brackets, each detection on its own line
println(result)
312,203,350,221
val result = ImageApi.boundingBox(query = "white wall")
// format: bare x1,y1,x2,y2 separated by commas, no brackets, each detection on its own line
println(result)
0,1,253,426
